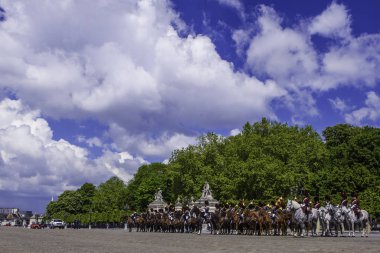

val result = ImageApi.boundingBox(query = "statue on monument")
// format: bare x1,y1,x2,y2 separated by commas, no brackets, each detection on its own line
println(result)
155,189,163,202
202,181,213,199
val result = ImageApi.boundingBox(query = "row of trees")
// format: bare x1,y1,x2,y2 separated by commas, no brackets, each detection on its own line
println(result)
46,119,380,222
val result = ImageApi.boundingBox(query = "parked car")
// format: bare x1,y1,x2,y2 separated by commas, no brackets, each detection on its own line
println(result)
30,223,42,229
49,219,65,229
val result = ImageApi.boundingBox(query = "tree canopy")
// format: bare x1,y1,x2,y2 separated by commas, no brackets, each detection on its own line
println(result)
46,119,380,220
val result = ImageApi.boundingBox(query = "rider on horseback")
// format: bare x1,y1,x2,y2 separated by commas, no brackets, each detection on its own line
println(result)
351,192,361,218
313,195,321,209
203,200,210,220
341,192,348,208
300,190,311,216
301,190,310,207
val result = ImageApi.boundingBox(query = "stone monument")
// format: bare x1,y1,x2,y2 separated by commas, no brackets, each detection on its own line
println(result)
148,189,167,211
195,181,219,212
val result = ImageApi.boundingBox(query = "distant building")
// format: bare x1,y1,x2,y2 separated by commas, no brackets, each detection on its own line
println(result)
0,208,36,226
0,207,22,226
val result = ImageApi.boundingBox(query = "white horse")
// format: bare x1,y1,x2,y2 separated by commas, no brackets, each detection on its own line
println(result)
305,208,319,236
286,199,307,237
317,206,329,236
341,206,370,237
324,203,344,236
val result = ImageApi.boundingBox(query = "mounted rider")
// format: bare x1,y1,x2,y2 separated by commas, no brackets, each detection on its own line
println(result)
341,192,348,208
351,192,361,217
203,200,210,220
238,200,246,220
313,195,321,209
300,190,311,214
275,196,284,210
324,194,331,206
131,210,139,224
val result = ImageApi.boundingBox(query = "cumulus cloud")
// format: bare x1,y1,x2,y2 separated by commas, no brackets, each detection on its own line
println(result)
107,122,197,159
344,91,380,125
308,2,351,39
243,3,380,118
0,99,145,203
229,128,241,136
0,0,284,142
77,135,103,148
216,0,244,13
329,97,350,113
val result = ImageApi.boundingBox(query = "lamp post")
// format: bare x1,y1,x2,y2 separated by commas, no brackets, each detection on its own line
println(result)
64,213,68,229
124,204,129,230
89,208,92,230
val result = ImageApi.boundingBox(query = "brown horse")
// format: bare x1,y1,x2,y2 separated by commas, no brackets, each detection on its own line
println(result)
245,210,259,235
257,208,272,235
126,216,134,232
135,214,146,232
271,209,288,235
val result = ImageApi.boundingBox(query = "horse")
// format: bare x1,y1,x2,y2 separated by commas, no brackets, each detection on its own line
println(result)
135,215,146,232
244,209,258,235
341,206,370,237
304,208,319,236
182,210,192,233
126,216,134,232
271,209,288,236
190,206,203,234
257,208,271,236
323,203,344,237
209,208,222,235
286,199,307,237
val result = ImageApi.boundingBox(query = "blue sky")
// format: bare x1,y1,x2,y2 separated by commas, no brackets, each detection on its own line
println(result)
0,0,379,213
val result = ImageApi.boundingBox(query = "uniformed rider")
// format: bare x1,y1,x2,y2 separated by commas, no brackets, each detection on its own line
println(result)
203,200,210,220
341,192,348,208
300,190,311,218
313,195,321,209
351,192,361,217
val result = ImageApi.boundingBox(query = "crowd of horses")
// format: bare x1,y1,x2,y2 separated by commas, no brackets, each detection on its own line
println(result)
126,200,370,237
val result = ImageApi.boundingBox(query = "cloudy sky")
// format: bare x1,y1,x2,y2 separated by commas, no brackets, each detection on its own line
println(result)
0,0,379,212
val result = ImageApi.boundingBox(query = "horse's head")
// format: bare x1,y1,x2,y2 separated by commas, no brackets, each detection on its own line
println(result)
286,199,292,211
326,203,336,214
287,199,300,211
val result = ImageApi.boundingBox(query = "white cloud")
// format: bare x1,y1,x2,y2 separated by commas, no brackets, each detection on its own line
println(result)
77,135,103,148
229,128,241,136
216,0,243,12
344,91,380,125
108,123,197,158
244,3,380,118
309,2,351,39
0,98,145,200
232,29,250,56
317,34,380,90
329,97,350,113
247,5,318,88
0,0,284,139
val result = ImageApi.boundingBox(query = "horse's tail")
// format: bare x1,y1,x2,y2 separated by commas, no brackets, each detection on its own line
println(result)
366,212,371,235
366,222,371,234
316,218,320,234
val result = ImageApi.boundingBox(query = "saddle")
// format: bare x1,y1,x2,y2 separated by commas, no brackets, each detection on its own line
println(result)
301,206,311,214
353,207,361,218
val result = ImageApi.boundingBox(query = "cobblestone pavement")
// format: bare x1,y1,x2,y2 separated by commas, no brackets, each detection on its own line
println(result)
0,227,379,253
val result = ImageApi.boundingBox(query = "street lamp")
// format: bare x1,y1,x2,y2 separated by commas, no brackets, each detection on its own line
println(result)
64,213,68,229
124,204,129,230
89,208,92,230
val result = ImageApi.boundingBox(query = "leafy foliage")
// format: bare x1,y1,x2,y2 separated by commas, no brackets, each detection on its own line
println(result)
46,119,380,219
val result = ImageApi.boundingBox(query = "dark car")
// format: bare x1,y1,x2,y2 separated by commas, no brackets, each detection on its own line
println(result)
30,223,42,229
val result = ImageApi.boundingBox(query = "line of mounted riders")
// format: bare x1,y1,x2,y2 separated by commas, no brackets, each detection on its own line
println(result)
126,191,370,237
